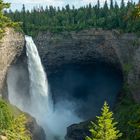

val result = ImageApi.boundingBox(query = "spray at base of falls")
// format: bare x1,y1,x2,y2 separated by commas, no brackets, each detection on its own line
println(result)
7,36,82,140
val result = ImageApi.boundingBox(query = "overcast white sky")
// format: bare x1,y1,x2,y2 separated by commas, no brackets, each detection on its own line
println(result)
4,0,139,10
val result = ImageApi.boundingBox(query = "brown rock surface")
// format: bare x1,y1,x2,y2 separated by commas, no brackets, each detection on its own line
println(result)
0,28,24,96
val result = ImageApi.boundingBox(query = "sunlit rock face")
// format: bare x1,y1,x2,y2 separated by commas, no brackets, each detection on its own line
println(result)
0,28,24,97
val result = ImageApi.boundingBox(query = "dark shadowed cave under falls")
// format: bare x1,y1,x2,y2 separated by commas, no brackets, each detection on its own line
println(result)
47,61,123,120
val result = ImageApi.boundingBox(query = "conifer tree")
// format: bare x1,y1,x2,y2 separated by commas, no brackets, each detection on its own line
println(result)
97,0,100,9
5,0,139,34
22,4,26,32
114,1,119,10
0,0,19,38
130,3,140,20
104,0,108,10
121,0,125,9
110,0,114,9
136,3,140,17
85,102,122,140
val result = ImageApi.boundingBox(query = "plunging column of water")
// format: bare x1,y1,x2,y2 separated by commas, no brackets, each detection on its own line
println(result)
25,36,52,112
26,36,49,97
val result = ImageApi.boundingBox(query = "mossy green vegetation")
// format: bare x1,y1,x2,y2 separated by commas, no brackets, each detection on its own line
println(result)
132,39,140,47
0,0,21,39
0,99,13,130
86,102,122,140
123,63,133,77
0,99,31,140
114,83,140,140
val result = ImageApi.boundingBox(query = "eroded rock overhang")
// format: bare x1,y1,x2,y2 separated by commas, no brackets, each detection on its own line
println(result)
34,29,123,73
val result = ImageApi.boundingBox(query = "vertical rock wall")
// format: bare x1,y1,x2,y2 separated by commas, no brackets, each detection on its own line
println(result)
0,28,24,96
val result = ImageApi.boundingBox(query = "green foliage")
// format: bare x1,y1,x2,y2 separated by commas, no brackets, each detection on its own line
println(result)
4,114,31,140
128,117,140,140
0,99,31,140
0,0,20,39
123,63,133,76
85,102,122,140
131,4,140,19
0,100,13,130
132,39,140,47
5,0,140,36
114,83,140,140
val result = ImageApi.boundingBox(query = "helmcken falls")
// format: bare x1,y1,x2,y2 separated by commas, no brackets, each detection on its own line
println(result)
7,36,81,140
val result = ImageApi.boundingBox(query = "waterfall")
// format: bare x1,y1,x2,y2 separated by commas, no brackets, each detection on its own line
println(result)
26,35,49,98
7,35,82,140
25,36,51,112
8,35,53,139
25,35,54,138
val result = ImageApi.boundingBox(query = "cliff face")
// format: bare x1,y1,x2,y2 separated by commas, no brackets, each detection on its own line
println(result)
34,29,140,140
0,28,24,97
35,28,140,85
35,29,121,73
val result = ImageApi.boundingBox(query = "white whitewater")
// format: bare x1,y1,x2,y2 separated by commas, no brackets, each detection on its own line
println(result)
26,36,49,98
25,36,51,112
8,36,82,140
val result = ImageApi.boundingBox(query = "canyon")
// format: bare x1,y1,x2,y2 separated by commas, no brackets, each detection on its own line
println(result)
0,28,140,140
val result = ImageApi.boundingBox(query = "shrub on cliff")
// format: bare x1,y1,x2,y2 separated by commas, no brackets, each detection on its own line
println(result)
85,102,122,140
0,100,13,130
0,0,20,39
4,114,31,140
0,99,31,140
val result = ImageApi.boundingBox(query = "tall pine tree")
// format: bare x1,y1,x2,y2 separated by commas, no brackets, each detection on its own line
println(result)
121,0,125,9
110,0,114,9
85,102,122,140
97,0,100,9
0,0,18,38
